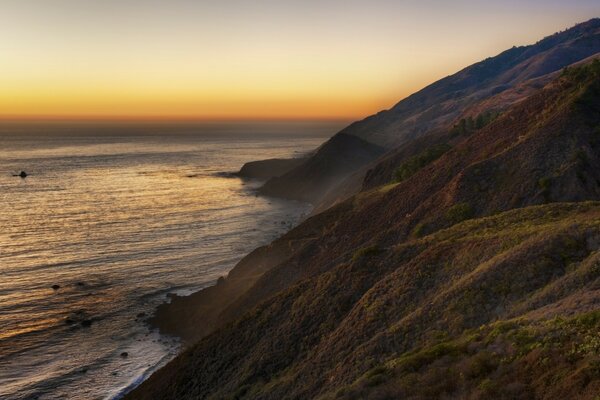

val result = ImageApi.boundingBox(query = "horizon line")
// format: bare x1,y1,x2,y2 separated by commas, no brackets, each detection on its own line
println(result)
0,114,358,124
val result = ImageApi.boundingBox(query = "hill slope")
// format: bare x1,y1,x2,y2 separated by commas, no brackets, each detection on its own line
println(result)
260,19,600,205
127,57,600,399
132,202,600,399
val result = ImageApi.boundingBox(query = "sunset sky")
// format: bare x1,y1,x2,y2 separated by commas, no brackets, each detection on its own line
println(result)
1,0,598,121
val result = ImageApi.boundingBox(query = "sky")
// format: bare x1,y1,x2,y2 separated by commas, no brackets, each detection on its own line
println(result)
0,0,598,121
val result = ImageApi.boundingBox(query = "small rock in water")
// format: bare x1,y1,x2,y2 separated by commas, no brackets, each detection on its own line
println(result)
136,312,146,318
120,352,128,358
81,319,93,327
52,284,60,290
76,282,86,287
65,318,75,325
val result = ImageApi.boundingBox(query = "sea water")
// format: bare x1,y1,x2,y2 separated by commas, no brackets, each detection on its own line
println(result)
0,121,337,399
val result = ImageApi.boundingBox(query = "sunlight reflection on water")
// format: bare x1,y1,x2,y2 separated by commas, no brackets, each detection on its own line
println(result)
0,125,330,399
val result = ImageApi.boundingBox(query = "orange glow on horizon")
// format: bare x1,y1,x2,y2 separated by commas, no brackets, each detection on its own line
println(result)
1,2,596,122
0,114,357,123
0,91,403,122
0,76,414,121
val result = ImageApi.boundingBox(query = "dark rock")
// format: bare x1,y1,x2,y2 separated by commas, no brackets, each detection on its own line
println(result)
136,312,147,318
81,319,93,327
52,284,60,290
120,352,128,358
76,282,86,287
65,318,75,325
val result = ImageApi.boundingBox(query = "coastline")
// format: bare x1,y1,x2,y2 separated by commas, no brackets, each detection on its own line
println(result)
111,341,180,400
120,167,313,395
146,200,313,342
146,157,316,343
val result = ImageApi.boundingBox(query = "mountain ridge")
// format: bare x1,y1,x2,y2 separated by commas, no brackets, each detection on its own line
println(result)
259,19,600,206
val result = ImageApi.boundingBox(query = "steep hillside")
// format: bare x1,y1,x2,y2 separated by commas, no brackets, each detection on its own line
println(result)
343,18,600,148
127,58,600,399
131,202,600,400
362,53,600,189
260,19,600,205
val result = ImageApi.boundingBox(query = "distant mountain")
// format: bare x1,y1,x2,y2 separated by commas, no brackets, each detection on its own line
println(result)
344,18,600,147
127,47,600,399
261,18,600,205
259,133,385,202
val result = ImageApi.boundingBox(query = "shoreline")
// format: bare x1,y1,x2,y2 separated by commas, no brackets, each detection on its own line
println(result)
144,159,314,343
120,168,313,396
145,200,311,342
111,343,180,400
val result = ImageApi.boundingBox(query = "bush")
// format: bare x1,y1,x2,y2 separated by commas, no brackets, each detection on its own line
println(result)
352,245,382,262
445,202,474,224
393,144,451,183
451,110,500,137
412,222,426,237
538,177,551,190
465,351,498,378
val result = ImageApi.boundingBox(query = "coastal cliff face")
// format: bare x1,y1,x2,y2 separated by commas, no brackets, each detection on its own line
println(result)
127,21,600,400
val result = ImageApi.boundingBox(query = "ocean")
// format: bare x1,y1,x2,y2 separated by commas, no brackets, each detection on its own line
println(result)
0,121,337,400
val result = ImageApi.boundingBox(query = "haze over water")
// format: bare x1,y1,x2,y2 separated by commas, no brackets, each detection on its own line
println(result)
0,121,335,399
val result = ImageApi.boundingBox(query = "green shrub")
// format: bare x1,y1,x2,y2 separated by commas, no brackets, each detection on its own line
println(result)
412,222,426,237
538,177,551,190
364,366,389,387
393,144,451,183
450,110,500,137
352,245,382,262
478,378,498,396
366,365,389,378
465,351,498,378
445,202,474,224
562,58,600,82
